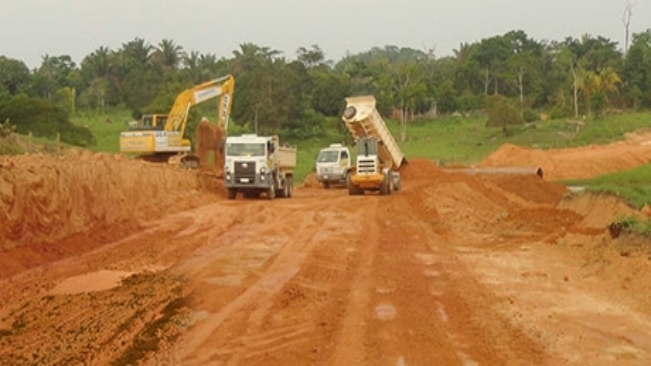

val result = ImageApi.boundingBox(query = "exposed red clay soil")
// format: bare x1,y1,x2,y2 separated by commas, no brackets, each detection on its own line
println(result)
479,130,651,180
2,133,651,365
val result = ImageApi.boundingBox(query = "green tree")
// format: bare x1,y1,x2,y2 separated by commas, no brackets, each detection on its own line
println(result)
33,54,77,99
622,30,651,109
0,56,30,94
154,39,184,73
485,95,523,136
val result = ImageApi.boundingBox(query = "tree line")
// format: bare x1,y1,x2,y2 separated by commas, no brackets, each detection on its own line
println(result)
1,29,650,144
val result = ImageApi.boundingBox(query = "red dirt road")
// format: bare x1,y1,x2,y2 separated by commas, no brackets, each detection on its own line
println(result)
3,136,651,365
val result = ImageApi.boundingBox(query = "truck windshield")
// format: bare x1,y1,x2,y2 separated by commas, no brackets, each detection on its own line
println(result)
317,150,339,163
226,143,266,157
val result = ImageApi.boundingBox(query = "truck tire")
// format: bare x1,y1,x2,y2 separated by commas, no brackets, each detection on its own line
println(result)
323,182,330,189
267,179,276,200
379,174,389,195
287,177,293,197
347,171,363,195
227,188,237,200
283,178,290,198
277,178,287,198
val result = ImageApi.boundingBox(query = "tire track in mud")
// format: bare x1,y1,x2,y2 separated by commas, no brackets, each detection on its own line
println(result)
165,190,365,364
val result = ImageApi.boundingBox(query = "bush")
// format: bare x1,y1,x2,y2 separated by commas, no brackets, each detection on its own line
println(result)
0,118,16,137
484,95,523,135
0,95,96,147
522,109,539,123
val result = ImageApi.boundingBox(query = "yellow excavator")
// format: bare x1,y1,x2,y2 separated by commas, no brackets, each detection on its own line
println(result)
119,74,235,168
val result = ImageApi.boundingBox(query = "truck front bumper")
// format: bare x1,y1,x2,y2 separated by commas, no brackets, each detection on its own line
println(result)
316,172,346,183
224,173,273,189
351,173,383,189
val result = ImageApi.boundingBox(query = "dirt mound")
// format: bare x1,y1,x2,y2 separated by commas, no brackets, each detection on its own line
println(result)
196,119,225,173
302,172,321,188
480,140,651,181
400,158,445,180
558,191,642,229
0,151,221,278
483,175,568,205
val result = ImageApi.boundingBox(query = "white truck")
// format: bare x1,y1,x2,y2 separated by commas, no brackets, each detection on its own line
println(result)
315,143,352,188
224,134,297,200
341,95,407,195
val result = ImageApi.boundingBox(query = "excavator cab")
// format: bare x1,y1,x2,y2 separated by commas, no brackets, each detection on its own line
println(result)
128,114,167,131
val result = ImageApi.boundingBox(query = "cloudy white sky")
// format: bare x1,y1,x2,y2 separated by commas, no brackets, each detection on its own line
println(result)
1,0,650,69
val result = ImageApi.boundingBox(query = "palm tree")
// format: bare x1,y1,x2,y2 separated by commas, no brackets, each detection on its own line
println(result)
81,46,112,112
231,43,281,74
182,50,201,84
579,69,600,116
598,67,622,97
154,39,184,72
121,38,153,67
85,46,111,78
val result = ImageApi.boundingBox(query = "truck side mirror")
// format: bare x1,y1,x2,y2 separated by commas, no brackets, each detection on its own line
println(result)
268,141,275,153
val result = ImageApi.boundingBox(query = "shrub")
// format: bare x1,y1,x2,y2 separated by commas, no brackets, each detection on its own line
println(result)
0,118,16,137
484,95,523,135
0,96,96,147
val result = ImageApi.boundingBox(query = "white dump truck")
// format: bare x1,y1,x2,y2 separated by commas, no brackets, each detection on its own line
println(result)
315,143,352,188
341,95,407,195
224,134,297,200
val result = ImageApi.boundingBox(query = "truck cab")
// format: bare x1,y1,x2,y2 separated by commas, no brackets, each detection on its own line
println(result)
224,134,296,200
315,143,351,188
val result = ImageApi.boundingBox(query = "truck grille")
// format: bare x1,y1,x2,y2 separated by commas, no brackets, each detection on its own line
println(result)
357,158,377,174
234,161,256,183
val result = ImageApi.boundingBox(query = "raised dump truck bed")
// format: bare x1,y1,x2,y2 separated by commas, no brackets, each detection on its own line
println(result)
342,95,406,171
341,95,406,195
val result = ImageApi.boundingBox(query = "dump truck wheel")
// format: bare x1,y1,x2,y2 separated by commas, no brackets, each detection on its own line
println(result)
323,182,330,189
379,174,389,195
287,177,293,197
283,179,290,198
267,179,276,200
346,172,356,195
227,188,237,200
277,178,287,198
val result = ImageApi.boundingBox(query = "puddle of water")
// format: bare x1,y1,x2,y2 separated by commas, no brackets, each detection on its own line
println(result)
375,303,397,321
49,270,134,295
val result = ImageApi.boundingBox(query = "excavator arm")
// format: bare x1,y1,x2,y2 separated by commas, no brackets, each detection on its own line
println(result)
164,74,235,137
119,74,235,162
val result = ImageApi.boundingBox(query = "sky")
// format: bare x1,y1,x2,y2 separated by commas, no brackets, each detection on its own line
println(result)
1,0,650,70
